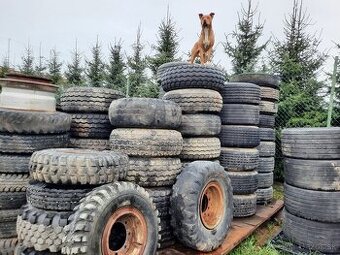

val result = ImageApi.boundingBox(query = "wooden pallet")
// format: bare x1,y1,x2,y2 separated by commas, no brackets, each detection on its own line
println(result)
159,199,284,255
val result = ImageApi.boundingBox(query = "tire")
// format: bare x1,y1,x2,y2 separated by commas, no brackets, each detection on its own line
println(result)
260,101,277,114
60,87,124,113
0,238,17,255
258,157,274,173
283,210,340,254
0,174,29,210
284,183,340,223
170,161,233,252
257,141,275,157
0,109,71,134
17,248,60,255
109,98,182,129
70,113,111,138
69,138,109,151
259,128,275,141
26,182,92,211
256,187,273,205
160,62,225,92
282,127,340,159
110,128,183,157
0,209,20,238
157,62,184,82
17,205,71,252
220,104,259,125
0,154,30,174
221,82,260,105
230,73,280,88
233,194,257,217
227,171,258,195
257,172,273,188
62,182,160,255
220,147,259,171
0,133,69,154
259,114,275,128
126,157,181,187
30,148,129,185
284,158,340,191
261,87,279,102
220,125,260,148
162,89,223,113
181,137,221,160
179,114,221,136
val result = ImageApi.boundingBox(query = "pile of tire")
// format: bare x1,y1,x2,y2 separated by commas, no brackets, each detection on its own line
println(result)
219,82,260,217
161,62,223,162
231,74,280,204
109,97,183,248
60,86,124,151
282,127,340,254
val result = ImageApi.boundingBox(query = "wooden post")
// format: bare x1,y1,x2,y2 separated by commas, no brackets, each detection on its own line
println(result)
327,56,338,127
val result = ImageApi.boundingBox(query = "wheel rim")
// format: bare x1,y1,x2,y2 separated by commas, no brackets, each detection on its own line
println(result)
199,181,224,229
102,206,147,255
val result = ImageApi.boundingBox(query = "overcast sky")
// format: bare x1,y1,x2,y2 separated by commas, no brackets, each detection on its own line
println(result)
0,0,339,75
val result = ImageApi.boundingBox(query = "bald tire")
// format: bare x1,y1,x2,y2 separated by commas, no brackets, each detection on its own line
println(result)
233,194,257,218
221,82,260,105
258,157,274,173
259,114,275,128
260,101,278,114
220,147,259,171
69,138,109,151
256,187,273,205
230,73,280,88
259,128,275,141
220,125,260,148
0,154,31,174
258,141,276,157
257,172,273,188
180,137,221,160
70,113,112,138
227,171,258,195
179,114,221,137
0,174,29,210
260,87,279,102
62,182,160,255
0,238,17,255
0,209,20,238
220,104,259,125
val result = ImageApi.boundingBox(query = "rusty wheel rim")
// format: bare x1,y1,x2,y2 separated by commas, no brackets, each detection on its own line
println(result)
102,206,147,255
199,181,224,229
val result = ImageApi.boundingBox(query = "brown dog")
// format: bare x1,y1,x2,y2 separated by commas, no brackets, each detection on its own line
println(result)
190,12,215,64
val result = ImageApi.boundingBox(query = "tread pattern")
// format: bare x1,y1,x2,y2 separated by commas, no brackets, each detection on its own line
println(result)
69,138,109,150
233,194,257,217
220,147,259,171
179,114,221,137
0,238,17,255
259,128,275,141
257,141,276,157
258,157,275,173
256,187,273,204
221,82,260,105
181,137,221,160
259,114,275,128
0,209,20,238
260,101,278,114
227,171,258,195
220,125,260,148
230,73,280,88
257,172,273,188
70,113,111,138
0,174,29,210
260,87,279,101
220,104,259,125
0,154,31,173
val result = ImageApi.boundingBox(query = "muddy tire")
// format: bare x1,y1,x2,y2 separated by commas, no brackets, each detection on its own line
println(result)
260,87,279,101
227,171,258,195
257,172,273,188
62,182,160,255
221,82,260,105
220,104,259,125
179,114,221,136
70,113,111,138
0,154,31,174
259,114,275,128
219,148,259,171
230,73,280,88
109,98,182,129
257,141,275,157
171,161,233,252
0,238,17,255
0,174,29,209
110,128,183,157
259,128,275,141
220,125,260,148
181,137,221,160
256,187,273,205
30,149,129,185
162,89,223,113
0,209,20,238
69,138,109,150
258,157,274,173
233,194,257,217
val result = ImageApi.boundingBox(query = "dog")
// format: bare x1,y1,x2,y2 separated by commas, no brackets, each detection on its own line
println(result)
190,12,215,64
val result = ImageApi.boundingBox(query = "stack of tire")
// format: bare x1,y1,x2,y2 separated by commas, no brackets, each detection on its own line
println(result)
108,98,183,249
219,82,260,218
231,74,280,204
160,62,224,163
282,127,340,254
60,86,124,151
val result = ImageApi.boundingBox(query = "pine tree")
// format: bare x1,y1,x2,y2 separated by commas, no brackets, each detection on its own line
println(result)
35,43,47,75
86,38,106,87
65,41,84,86
20,43,35,75
106,39,126,92
48,48,63,84
223,0,268,74
0,57,9,78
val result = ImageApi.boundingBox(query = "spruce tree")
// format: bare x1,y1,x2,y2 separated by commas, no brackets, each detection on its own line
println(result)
19,43,35,75
223,0,268,74
35,43,46,76
86,38,106,87
0,57,9,77
106,39,126,92
65,41,84,86
48,48,63,84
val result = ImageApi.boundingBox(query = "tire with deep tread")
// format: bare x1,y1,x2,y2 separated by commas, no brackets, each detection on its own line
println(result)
227,171,258,195
179,114,221,136
220,125,260,148
0,174,29,209
257,172,273,188
0,154,31,173
258,157,274,173
62,182,160,255
181,137,221,160
30,148,129,185
221,82,260,105
0,238,17,255
256,187,273,204
259,128,275,141
170,161,233,252
220,147,259,171
157,62,184,82
260,87,279,101
69,138,109,150
257,141,275,157
260,101,277,114
230,73,280,88
220,104,259,125
18,248,60,255
70,113,111,138
259,114,275,128
233,194,257,217
0,209,20,238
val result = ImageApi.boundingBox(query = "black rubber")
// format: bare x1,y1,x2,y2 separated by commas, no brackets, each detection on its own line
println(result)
157,62,184,82
220,104,259,125
220,148,259,171
257,172,273,188
259,128,275,141
0,108,71,134
70,113,112,138
220,125,260,148
257,141,275,157
179,114,221,137
256,187,273,205
0,209,20,238
230,73,280,88
18,248,60,255
0,174,29,210
258,157,274,173
109,98,182,129
0,133,69,154
227,171,258,195
181,137,221,160
160,62,225,92
233,194,257,217
284,157,340,191
283,209,340,254
221,82,260,105
259,114,275,128
170,161,233,252
69,138,109,150
0,238,17,255
0,154,30,173
62,182,160,255
282,127,340,159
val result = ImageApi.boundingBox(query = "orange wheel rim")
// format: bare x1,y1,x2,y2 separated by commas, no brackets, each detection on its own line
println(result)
102,206,147,255
199,181,225,229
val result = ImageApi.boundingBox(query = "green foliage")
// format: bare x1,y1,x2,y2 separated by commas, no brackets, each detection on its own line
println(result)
65,41,84,86
19,43,35,75
35,44,47,76
136,80,159,98
86,38,106,87
48,48,63,84
231,236,280,255
224,0,268,74
0,58,9,78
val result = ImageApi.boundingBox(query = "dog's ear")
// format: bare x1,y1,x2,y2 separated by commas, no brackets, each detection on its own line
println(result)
199,13,203,19
210,12,215,18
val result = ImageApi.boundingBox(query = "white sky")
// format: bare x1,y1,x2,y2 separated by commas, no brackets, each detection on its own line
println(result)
0,0,339,76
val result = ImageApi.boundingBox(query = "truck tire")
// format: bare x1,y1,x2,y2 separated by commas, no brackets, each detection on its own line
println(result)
70,113,111,138
258,141,275,157
227,171,258,195
220,125,260,148
260,101,277,114
233,194,257,217
0,209,20,238
259,128,275,141
181,137,221,160
258,157,274,173
220,104,259,125
257,172,273,188
260,87,279,101
256,187,273,204
0,238,17,255
230,73,280,88
179,114,221,136
221,82,260,105
0,174,29,209
259,114,275,128
69,138,109,151
220,147,259,171
0,154,30,173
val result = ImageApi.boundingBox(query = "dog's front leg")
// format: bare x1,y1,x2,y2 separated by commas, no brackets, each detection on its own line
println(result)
199,49,206,64
205,47,213,64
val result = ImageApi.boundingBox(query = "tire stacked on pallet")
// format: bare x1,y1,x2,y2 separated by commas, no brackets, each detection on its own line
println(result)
231,74,280,204
160,62,224,162
282,127,340,254
109,98,183,249
219,82,260,217
60,87,124,151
